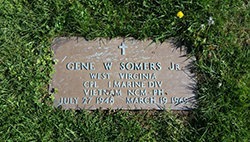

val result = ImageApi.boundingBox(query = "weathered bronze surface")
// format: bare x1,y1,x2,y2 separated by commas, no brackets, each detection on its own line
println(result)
50,37,196,110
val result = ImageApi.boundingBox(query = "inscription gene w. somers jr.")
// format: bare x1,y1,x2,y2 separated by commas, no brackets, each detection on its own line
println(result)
51,37,196,110
61,62,184,105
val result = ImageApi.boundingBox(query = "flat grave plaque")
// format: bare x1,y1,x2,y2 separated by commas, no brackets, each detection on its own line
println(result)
50,37,196,110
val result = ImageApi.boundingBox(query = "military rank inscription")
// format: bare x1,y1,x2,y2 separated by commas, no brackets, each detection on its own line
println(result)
50,37,196,110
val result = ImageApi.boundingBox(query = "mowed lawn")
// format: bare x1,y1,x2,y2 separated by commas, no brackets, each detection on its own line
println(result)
0,0,249,141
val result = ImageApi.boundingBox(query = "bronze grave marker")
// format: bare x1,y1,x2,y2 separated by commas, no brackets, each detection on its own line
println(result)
50,37,196,110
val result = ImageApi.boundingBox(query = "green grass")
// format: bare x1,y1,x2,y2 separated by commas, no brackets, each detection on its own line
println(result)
0,0,249,141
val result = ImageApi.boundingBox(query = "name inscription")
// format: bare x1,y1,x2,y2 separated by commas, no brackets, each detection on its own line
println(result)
50,37,196,110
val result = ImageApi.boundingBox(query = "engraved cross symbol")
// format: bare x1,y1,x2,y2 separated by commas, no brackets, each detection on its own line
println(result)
118,42,128,55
